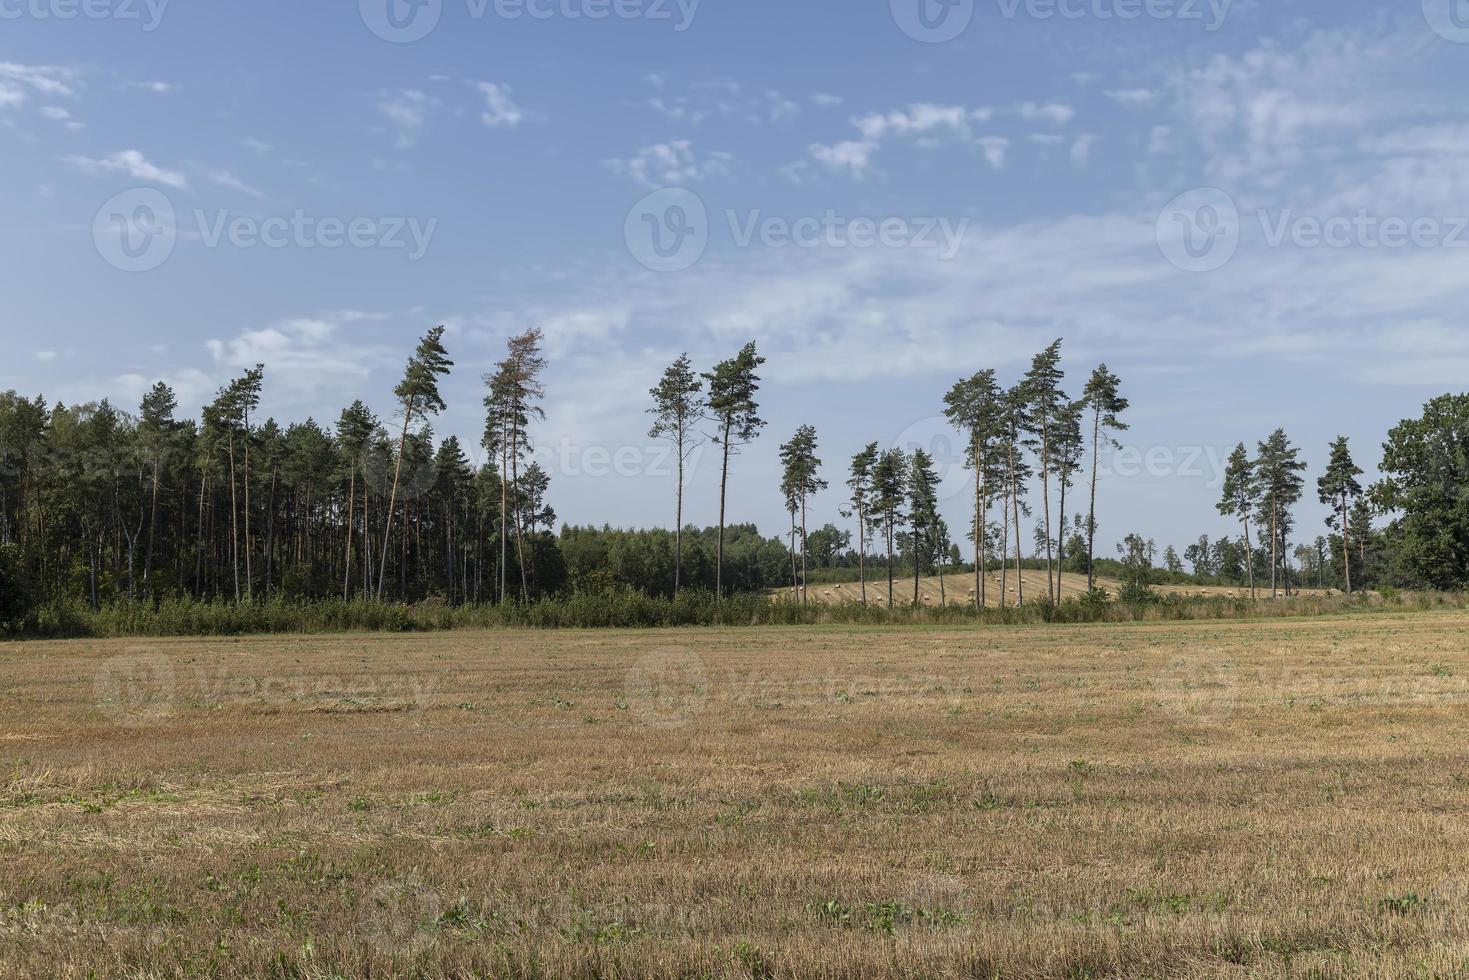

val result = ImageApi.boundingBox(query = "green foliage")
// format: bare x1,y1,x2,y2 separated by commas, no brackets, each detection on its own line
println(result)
0,543,33,632
1373,394,1469,590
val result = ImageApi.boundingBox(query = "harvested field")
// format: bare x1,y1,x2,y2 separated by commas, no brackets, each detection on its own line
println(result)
2,611,1468,977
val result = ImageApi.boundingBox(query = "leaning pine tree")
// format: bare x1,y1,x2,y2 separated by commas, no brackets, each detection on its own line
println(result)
1081,364,1128,594
378,327,453,600
703,343,765,599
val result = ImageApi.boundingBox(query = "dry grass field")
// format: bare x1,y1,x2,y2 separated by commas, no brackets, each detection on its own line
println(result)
790,570,1324,607
4,612,1469,978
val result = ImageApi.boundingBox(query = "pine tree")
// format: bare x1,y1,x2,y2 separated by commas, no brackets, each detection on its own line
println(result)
1022,340,1066,606
380,327,452,600
1317,436,1363,594
1218,443,1258,599
869,449,907,609
846,443,880,606
907,448,940,606
703,343,765,598
647,354,705,596
1081,364,1128,593
943,369,1002,609
1255,429,1307,599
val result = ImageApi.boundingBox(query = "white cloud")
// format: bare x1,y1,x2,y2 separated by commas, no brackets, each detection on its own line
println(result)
807,140,878,177
202,315,393,409
1105,88,1156,106
1071,134,1099,169
0,62,81,100
1016,101,1075,126
810,93,844,108
209,170,265,199
477,82,524,128
243,137,273,156
378,89,441,148
978,137,1009,170
854,103,975,142
126,80,173,95
606,140,734,188
64,150,188,189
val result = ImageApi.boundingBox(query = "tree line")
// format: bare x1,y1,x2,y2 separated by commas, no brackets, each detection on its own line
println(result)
5,326,1469,627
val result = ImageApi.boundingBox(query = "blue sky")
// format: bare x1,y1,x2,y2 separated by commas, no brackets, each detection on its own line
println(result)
5,0,1469,559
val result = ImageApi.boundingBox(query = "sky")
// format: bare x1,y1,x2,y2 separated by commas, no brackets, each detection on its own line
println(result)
4,0,1469,560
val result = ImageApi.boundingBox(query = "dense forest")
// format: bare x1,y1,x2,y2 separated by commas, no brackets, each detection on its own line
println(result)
2,327,1468,633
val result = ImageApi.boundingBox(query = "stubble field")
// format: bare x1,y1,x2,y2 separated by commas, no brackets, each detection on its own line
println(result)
3,611,1469,978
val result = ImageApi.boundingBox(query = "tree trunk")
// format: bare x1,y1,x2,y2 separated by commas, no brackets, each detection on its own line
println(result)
1040,422,1054,606
1057,474,1067,603
674,431,684,596
343,469,355,601
1087,406,1100,592
800,492,808,605
1341,490,1352,594
227,432,240,602
378,409,413,600
716,421,731,600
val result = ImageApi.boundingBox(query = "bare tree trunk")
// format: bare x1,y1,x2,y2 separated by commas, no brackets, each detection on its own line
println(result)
511,425,529,602
1056,475,1068,602
857,498,867,606
1244,515,1255,599
1040,423,1054,607
227,433,239,602
378,410,413,600
716,422,731,600
674,431,684,596
1341,491,1352,594
343,469,355,602
1087,407,1100,592
800,492,808,605
143,457,161,595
